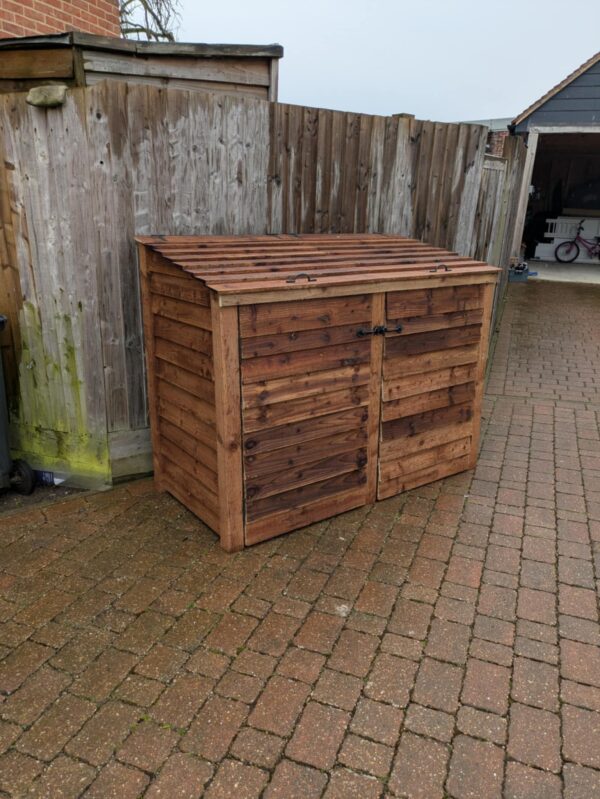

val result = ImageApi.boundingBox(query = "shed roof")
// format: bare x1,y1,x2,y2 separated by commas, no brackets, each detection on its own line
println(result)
0,31,283,59
138,234,498,302
512,50,600,129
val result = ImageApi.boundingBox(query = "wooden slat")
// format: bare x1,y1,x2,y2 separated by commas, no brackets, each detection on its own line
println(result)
162,457,220,532
245,487,365,545
469,282,495,467
155,338,214,381
386,285,482,318
155,358,215,405
379,437,471,483
150,272,210,306
211,300,244,553
157,403,216,454
366,293,385,503
382,381,476,422
243,384,369,432
378,454,471,500
0,49,74,80
381,401,473,442
379,422,473,461
241,339,371,384
154,315,212,355
244,428,368,479
247,468,367,521
156,378,216,428
239,295,372,337
241,322,363,360
383,344,479,380
151,295,212,330
242,363,371,408
243,406,368,456
386,308,483,337
159,417,217,473
161,436,219,496
246,448,366,503
383,363,477,402
384,324,482,358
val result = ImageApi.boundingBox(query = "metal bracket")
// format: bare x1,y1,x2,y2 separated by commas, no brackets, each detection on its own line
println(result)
429,263,452,273
285,272,317,283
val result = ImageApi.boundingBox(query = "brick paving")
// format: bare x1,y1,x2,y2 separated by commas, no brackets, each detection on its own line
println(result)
0,280,599,798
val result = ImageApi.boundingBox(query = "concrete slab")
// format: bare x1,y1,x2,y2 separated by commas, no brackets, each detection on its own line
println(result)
528,259,600,285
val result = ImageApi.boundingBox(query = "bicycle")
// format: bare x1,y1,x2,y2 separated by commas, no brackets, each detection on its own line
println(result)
554,219,600,263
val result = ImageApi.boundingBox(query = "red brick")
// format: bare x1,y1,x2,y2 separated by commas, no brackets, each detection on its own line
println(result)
462,658,510,714
389,732,449,799
504,762,562,799
354,580,398,616
263,759,327,799
561,639,600,687
293,611,344,654
413,657,463,713
508,703,561,772
0,641,52,694
517,588,556,625
350,697,403,745
425,617,470,664
286,568,328,601
313,668,362,710
203,613,258,655
457,706,506,745
205,759,268,799
71,648,137,701
248,676,309,736
181,695,248,760
145,753,213,799
338,733,393,777
1,665,70,725
511,657,559,711
365,653,417,707
285,701,348,769
16,693,95,761
151,673,213,726
135,643,188,682
247,613,301,656
84,761,149,799
559,585,598,620
276,647,325,683
562,704,600,768
447,735,504,799
388,598,432,638
161,609,215,651
445,556,483,588
323,768,382,799
478,584,516,621
563,763,600,799
0,750,44,796
28,755,95,799
230,728,284,768
65,701,140,766
404,702,454,742
327,629,378,677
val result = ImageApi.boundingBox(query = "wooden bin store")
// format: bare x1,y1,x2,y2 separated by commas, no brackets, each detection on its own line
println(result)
138,234,498,552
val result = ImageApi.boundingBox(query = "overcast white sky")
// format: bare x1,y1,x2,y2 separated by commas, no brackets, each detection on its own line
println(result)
176,0,599,122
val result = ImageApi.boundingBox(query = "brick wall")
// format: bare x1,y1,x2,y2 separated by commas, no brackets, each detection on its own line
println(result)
0,0,121,39
487,130,509,158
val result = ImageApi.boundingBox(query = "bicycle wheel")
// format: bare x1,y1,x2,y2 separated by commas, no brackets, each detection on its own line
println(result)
555,241,580,263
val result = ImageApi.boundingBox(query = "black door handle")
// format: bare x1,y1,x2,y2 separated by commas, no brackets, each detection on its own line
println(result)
357,325,387,337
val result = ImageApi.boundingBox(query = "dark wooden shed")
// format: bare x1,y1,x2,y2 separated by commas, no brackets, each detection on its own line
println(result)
137,234,498,551
0,31,282,99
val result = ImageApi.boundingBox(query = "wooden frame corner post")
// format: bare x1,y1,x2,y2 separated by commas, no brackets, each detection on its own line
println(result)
211,295,245,552
469,280,496,468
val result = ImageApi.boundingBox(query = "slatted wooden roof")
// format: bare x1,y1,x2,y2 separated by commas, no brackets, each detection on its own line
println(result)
138,234,499,298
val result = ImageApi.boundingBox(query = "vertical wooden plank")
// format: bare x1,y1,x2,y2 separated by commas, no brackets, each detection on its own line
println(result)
366,293,385,503
137,244,164,489
510,130,538,259
211,295,244,552
469,281,495,469
268,58,279,102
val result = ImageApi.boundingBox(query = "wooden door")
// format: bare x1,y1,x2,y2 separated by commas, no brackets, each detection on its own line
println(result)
238,294,381,545
377,283,493,500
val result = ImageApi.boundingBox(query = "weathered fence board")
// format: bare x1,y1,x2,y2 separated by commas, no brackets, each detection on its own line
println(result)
0,82,525,485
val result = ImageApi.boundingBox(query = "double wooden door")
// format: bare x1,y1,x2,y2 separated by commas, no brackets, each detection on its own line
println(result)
238,281,493,545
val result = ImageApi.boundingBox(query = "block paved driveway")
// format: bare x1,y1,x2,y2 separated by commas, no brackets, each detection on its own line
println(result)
1,280,600,798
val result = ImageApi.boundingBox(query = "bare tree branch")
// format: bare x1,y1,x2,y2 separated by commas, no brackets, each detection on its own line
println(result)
119,0,181,42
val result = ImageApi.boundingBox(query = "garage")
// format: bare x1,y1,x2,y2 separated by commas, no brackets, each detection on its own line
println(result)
510,51,600,279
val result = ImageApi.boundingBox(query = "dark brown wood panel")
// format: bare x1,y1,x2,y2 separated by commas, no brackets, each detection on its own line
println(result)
239,294,372,337
386,285,483,319
241,322,364,359
382,381,476,422
382,401,473,442
242,363,370,408
241,339,371,383
384,324,482,358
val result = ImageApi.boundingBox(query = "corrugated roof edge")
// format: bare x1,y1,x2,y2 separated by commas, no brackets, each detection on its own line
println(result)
0,31,284,59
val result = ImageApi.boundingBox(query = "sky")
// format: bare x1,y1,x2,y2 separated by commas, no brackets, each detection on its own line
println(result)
175,0,599,122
